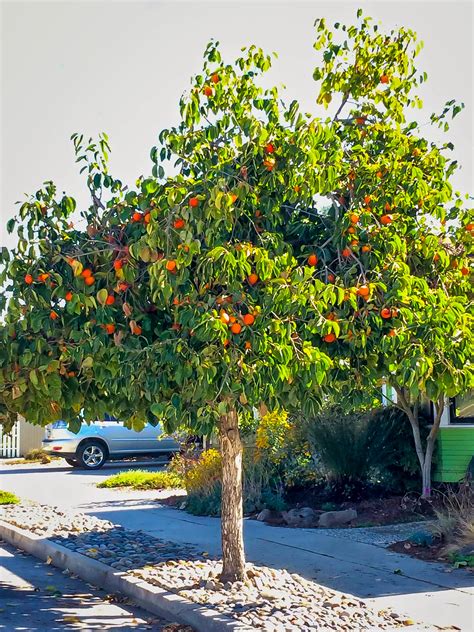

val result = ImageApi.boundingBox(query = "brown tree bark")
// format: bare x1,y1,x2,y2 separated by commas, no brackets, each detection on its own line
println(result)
219,406,246,583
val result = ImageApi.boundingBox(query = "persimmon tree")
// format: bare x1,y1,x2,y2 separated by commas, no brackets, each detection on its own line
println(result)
287,14,473,497
0,12,472,584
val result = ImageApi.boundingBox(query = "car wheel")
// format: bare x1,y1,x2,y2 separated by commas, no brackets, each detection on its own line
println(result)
64,458,79,467
77,441,107,469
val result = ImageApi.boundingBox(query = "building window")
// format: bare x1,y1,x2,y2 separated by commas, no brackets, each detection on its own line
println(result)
449,390,474,424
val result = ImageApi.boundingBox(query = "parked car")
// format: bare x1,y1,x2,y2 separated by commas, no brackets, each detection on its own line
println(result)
42,418,180,469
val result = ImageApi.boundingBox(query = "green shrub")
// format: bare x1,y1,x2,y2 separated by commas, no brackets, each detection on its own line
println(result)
97,469,183,490
304,405,426,498
186,484,222,516
171,447,287,516
0,490,20,505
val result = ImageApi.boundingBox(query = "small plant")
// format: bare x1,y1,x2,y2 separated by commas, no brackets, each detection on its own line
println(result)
24,448,53,463
0,490,20,505
97,469,183,490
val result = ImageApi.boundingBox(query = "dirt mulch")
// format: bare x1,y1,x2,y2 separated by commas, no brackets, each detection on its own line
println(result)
388,538,447,563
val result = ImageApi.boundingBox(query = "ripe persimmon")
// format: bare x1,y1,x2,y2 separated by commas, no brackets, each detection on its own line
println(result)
85,276,95,286
388,329,396,337
384,202,391,211
118,282,129,292
50,310,58,320
25,274,33,285
223,339,230,348
307,253,318,266
65,291,73,301
81,269,92,278
380,214,393,225
105,295,115,305
211,73,220,84
349,213,360,224
243,313,255,326
461,266,469,276
466,223,474,231
105,323,115,334
381,307,391,319
361,245,371,253
244,341,252,350
376,171,383,179
265,143,275,154
363,195,371,205
132,212,142,222
203,85,213,97
113,259,123,270
380,74,389,84
355,117,366,126
38,273,49,282
323,333,336,343
231,323,242,335
189,197,199,207
247,273,259,286
357,285,370,297
347,226,356,235
263,157,275,171
341,248,352,258
166,260,177,272
144,212,151,224
327,274,335,283
230,193,238,203
174,218,185,230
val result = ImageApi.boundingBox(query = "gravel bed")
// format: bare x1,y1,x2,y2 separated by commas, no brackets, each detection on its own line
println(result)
132,560,411,630
1,502,413,630
317,521,432,548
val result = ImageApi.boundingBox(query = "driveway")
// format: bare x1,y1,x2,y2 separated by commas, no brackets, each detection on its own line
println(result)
1,460,473,631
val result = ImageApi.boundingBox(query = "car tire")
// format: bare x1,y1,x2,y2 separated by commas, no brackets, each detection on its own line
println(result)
64,458,79,467
76,441,108,470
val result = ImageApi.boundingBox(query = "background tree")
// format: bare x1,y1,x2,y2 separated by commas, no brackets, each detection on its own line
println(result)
1,12,472,583
287,13,473,497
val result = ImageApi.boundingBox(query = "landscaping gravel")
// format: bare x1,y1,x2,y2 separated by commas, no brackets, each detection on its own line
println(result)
1,502,413,630
317,521,432,548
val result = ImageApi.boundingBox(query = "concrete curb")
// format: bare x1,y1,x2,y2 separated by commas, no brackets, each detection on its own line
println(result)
0,519,251,632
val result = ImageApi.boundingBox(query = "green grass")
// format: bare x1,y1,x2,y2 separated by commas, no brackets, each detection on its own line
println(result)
97,469,183,490
0,490,20,505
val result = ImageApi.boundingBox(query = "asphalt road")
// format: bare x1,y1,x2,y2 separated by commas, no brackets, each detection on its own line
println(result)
0,538,188,631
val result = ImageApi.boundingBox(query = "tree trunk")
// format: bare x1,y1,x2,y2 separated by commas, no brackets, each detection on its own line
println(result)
394,386,444,498
219,407,246,583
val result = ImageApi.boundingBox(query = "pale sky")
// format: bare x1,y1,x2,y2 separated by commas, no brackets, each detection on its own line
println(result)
1,0,472,249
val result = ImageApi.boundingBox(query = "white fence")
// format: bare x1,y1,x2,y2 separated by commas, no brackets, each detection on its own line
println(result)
0,421,20,458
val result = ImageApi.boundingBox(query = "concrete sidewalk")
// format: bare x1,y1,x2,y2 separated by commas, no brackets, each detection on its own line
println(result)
2,460,473,631
0,539,183,630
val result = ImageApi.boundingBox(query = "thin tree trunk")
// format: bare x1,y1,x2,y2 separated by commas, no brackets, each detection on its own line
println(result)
219,407,246,583
422,397,444,498
394,386,444,498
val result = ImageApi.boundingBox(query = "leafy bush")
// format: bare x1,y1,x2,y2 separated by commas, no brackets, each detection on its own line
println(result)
0,490,20,505
171,445,287,516
304,405,426,498
366,406,430,492
97,469,183,490
169,449,222,516
24,448,51,462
